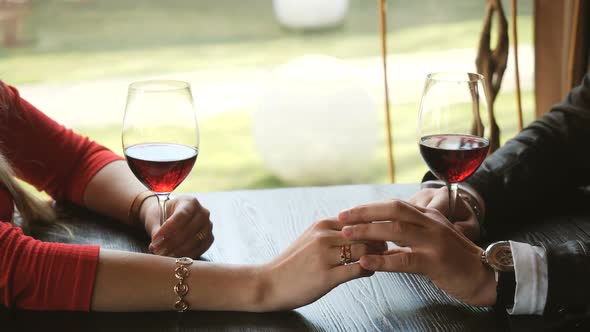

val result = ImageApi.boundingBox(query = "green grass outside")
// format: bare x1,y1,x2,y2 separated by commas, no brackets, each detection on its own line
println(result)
6,0,536,194
73,90,535,193
1,0,533,85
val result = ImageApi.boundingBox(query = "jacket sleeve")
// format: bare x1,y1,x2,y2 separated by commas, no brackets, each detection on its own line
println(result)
0,84,122,205
542,240,590,316
464,75,590,236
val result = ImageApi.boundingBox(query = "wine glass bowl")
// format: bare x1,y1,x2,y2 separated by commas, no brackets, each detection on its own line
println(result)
417,72,490,221
122,80,199,221
124,143,197,193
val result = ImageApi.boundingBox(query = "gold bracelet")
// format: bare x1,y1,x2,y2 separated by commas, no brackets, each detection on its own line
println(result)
127,190,157,226
173,257,193,312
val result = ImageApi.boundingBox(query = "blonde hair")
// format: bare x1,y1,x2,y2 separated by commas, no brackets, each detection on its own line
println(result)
0,154,55,224
0,82,55,225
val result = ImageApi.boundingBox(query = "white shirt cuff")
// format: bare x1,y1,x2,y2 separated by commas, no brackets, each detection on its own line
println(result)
507,240,548,315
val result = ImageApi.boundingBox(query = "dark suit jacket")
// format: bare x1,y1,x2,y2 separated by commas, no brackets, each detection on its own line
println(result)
461,75,590,326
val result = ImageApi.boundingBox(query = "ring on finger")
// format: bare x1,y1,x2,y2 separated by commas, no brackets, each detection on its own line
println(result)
339,244,352,265
196,230,208,242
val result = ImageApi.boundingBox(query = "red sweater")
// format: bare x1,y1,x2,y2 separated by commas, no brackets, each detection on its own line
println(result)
0,84,122,311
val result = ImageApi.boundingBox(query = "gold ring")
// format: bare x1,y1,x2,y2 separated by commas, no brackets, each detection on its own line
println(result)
196,230,207,242
340,245,352,265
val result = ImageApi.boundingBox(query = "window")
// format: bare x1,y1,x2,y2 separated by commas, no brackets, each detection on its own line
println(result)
1,0,533,191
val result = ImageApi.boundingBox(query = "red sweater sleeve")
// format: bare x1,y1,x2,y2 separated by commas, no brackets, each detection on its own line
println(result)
0,84,121,311
0,84,123,204
0,221,100,310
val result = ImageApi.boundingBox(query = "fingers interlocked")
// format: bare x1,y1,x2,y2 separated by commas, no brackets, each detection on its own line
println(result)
330,241,387,266
342,220,423,247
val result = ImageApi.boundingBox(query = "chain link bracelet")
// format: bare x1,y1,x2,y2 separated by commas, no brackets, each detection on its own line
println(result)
174,257,193,312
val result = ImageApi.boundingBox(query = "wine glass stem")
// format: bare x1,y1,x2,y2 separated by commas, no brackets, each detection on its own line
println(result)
156,194,170,225
447,182,458,222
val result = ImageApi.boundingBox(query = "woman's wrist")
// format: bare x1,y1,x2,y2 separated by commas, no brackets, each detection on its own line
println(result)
193,264,270,312
138,196,158,220
138,195,158,228
244,262,294,312
248,264,273,312
240,263,281,312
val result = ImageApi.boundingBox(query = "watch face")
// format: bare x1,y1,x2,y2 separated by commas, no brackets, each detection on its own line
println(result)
487,243,514,272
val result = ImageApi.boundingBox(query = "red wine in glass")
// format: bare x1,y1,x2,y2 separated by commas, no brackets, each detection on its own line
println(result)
125,143,198,193
419,134,489,184
417,72,489,221
122,80,199,227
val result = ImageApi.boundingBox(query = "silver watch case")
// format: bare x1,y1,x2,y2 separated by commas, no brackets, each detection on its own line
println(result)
483,241,514,272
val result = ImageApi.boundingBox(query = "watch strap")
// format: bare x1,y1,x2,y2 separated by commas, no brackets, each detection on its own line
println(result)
495,270,516,310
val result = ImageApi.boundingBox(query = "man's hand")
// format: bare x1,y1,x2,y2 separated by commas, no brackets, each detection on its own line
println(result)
338,200,496,307
409,187,481,241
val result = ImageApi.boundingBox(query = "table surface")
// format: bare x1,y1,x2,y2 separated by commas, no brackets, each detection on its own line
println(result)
4,183,590,331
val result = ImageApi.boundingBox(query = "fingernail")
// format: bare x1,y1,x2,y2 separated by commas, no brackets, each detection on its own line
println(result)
151,237,165,248
338,210,351,222
342,226,353,237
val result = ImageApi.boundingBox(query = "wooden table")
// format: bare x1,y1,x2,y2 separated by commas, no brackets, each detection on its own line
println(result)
3,184,590,331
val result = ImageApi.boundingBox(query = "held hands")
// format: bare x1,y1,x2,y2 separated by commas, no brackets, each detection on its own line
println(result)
141,195,214,259
257,219,387,311
409,187,481,241
338,200,497,307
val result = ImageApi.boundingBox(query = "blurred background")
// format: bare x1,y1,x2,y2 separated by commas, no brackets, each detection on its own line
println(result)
0,0,534,193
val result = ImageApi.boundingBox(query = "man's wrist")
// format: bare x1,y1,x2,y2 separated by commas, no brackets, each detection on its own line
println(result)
481,266,498,307
469,253,498,307
420,179,445,190
457,183,486,224
458,192,481,221
421,180,486,235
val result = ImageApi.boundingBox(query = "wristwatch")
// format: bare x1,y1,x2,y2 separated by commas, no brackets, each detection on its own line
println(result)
482,241,516,310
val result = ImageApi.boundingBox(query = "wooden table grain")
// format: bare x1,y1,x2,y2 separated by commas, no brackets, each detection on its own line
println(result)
5,184,589,331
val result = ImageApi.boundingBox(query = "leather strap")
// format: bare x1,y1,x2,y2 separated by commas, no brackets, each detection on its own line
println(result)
495,270,516,311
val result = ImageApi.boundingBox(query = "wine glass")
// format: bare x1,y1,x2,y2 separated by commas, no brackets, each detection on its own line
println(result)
417,72,490,221
122,80,199,225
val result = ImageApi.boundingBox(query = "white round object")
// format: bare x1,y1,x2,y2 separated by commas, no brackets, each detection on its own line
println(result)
254,55,378,185
272,0,349,30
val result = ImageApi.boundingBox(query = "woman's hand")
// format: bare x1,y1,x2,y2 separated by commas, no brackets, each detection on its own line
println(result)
141,195,213,259
256,219,387,311
338,200,496,307
409,187,481,241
